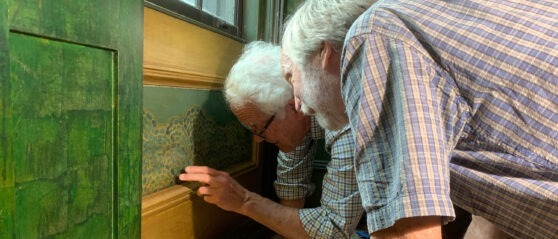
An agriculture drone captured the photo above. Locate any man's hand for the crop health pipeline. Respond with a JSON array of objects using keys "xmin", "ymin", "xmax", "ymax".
[
  {"xmin": 179, "ymin": 166, "xmax": 311, "ymax": 239},
  {"xmin": 178, "ymin": 166, "xmax": 249, "ymax": 213}
]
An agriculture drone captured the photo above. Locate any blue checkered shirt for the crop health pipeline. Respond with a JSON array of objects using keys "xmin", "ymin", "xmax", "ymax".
[
  {"xmin": 341, "ymin": 0, "xmax": 557, "ymax": 237},
  {"xmin": 276, "ymin": 118, "xmax": 363, "ymax": 238}
]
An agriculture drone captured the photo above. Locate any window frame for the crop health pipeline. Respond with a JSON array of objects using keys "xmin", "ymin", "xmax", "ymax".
[{"xmin": 144, "ymin": 0, "xmax": 244, "ymax": 41}]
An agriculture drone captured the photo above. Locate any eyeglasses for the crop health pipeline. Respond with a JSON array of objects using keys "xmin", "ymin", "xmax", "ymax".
[{"xmin": 253, "ymin": 114, "xmax": 275, "ymax": 139}]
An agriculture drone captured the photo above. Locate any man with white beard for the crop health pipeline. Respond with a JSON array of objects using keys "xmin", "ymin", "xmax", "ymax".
[
  {"xmin": 180, "ymin": 41, "xmax": 364, "ymax": 239},
  {"xmin": 281, "ymin": 0, "xmax": 558, "ymax": 238}
]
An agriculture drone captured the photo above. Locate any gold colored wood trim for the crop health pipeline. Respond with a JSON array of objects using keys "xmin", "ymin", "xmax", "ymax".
[
  {"xmin": 143, "ymin": 65, "xmax": 224, "ymax": 89},
  {"xmin": 142, "ymin": 7, "xmax": 259, "ymax": 237},
  {"xmin": 143, "ymin": 7, "xmax": 243, "ymax": 90},
  {"xmin": 141, "ymin": 141, "xmax": 259, "ymax": 213},
  {"xmin": 141, "ymin": 142, "xmax": 260, "ymax": 239},
  {"xmin": 142, "ymin": 184, "xmax": 193, "ymax": 218}
]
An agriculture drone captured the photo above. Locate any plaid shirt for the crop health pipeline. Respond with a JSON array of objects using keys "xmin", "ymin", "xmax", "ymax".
[
  {"xmin": 275, "ymin": 117, "xmax": 324, "ymax": 200},
  {"xmin": 342, "ymin": 0, "xmax": 557, "ymax": 237},
  {"xmin": 276, "ymin": 118, "xmax": 363, "ymax": 238}
]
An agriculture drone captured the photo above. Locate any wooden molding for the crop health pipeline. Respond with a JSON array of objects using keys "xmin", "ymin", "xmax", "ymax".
[
  {"xmin": 142, "ymin": 7, "xmax": 260, "ymax": 238},
  {"xmin": 143, "ymin": 7, "xmax": 243, "ymax": 90},
  {"xmin": 141, "ymin": 142, "xmax": 260, "ymax": 239},
  {"xmin": 143, "ymin": 65, "xmax": 224, "ymax": 89},
  {"xmin": 142, "ymin": 184, "xmax": 193, "ymax": 218}
]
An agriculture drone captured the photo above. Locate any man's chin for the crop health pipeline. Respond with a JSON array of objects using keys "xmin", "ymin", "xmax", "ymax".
[
  {"xmin": 301, "ymin": 101, "xmax": 349, "ymax": 130},
  {"xmin": 300, "ymin": 103, "xmax": 315, "ymax": 115},
  {"xmin": 315, "ymin": 113, "xmax": 348, "ymax": 131}
]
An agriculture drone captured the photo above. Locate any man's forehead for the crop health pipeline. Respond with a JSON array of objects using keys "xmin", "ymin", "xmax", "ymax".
[{"xmin": 233, "ymin": 103, "xmax": 267, "ymax": 124}]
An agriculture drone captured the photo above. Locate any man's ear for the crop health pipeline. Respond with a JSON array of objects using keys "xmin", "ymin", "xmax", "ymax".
[{"xmin": 320, "ymin": 41, "xmax": 335, "ymax": 70}]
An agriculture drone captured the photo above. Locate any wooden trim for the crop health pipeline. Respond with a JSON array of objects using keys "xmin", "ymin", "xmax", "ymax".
[
  {"xmin": 141, "ymin": 142, "xmax": 260, "ymax": 239},
  {"xmin": 143, "ymin": 65, "xmax": 224, "ymax": 89},
  {"xmin": 142, "ymin": 7, "xmax": 261, "ymax": 237},
  {"xmin": 143, "ymin": 7, "xmax": 243, "ymax": 90},
  {"xmin": 142, "ymin": 184, "xmax": 193, "ymax": 218},
  {"xmin": 229, "ymin": 140, "xmax": 260, "ymax": 175},
  {"xmin": 141, "ymin": 141, "xmax": 259, "ymax": 214}
]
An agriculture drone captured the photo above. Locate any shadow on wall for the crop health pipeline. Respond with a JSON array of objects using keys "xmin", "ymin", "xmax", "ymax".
[{"xmin": 142, "ymin": 85, "xmax": 252, "ymax": 196}]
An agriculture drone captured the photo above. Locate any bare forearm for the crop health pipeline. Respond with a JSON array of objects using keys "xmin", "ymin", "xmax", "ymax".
[
  {"xmin": 238, "ymin": 191, "xmax": 311, "ymax": 239},
  {"xmin": 371, "ymin": 216, "xmax": 442, "ymax": 239},
  {"xmin": 179, "ymin": 166, "xmax": 310, "ymax": 238},
  {"xmin": 280, "ymin": 198, "xmax": 305, "ymax": 208}
]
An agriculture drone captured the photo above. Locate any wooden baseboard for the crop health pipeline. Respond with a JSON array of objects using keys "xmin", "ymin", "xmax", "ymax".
[
  {"xmin": 141, "ymin": 184, "xmax": 246, "ymax": 239},
  {"xmin": 141, "ymin": 166, "xmax": 263, "ymax": 239},
  {"xmin": 141, "ymin": 185, "xmax": 195, "ymax": 239}
]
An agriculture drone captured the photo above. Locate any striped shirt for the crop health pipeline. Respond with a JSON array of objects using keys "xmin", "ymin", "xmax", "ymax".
[
  {"xmin": 341, "ymin": 0, "xmax": 558, "ymax": 238},
  {"xmin": 276, "ymin": 118, "xmax": 363, "ymax": 238}
]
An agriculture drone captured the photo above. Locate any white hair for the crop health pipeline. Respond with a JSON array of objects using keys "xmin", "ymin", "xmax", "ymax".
[
  {"xmin": 282, "ymin": 0, "xmax": 374, "ymax": 66},
  {"xmin": 224, "ymin": 41, "xmax": 292, "ymax": 119}
]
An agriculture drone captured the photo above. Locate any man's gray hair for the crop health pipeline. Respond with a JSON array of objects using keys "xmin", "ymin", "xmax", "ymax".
[
  {"xmin": 282, "ymin": 0, "xmax": 374, "ymax": 66},
  {"xmin": 224, "ymin": 41, "xmax": 292, "ymax": 119}
]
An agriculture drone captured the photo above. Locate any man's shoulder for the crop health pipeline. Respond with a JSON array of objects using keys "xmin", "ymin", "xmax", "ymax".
[{"xmin": 346, "ymin": 0, "xmax": 405, "ymax": 39}]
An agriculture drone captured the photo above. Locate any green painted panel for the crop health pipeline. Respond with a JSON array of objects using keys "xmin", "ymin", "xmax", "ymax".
[
  {"xmin": 9, "ymin": 33, "xmax": 113, "ymax": 238},
  {"xmin": 142, "ymin": 86, "xmax": 252, "ymax": 196},
  {"xmin": 8, "ymin": 0, "xmax": 118, "ymax": 47},
  {"xmin": 1, "ymin": 0, "xmax": 143, "ymax": 238},
  {"xmin": 112, "ymin": 2, "xmax": 143, "ymax": 238},
  {"xmin": 0, "ymin": 1, "xmax": 15, "ymax": 238}
]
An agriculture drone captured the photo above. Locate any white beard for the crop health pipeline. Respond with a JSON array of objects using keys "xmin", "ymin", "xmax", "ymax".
[{"xmin": 299, "ymin": 64, "xmax": 348, "ymax": 130}]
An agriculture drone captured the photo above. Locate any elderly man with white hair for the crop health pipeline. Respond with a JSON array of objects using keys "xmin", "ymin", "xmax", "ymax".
[
  {"xmin": 180, "ymin": 41, "xmax": 364, "ymax": 239},
  {"xmin": 281, "ymin": 0, "xmax": 558, "ymax": 238}
]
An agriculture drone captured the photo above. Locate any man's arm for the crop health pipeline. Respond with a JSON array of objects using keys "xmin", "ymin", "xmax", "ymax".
[
  {"xmin": 274, "ymin": 124, "xmax": 322, "ymax": 202},
  {"xmin": 341, "ymin": 29, "xmax": 454, "ymax": 237},
  {"xmin": 280, "ymin": 198, "xmax": 305, "ymax": 208},
  {"xmin": 371, "ymin": 217, "xmax": 441, "ymax": 239},
  {"xmin": 296, "ymin": 126, "xmax": 364, "ymax": 238},
  {"xmin": 179, "ymin": 166, "xmax": 311, "ymax": 239}
]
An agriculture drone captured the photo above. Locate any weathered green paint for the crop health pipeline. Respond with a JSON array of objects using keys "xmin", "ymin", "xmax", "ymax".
[
  {"xmin": 114, "ymin": 2, "xmax": 143, "ymax": 238},
  {"xmin": 10, "ymin": 33, "xmax": 113, "ymax": 238},
  {"xmin": 0, "ymin": 0, "xmax": 143, "ymax": 238},
  {"xmin": 8, "ymin": 0, "xmax": 119, "ymax": 47},
  {"xmin": 0, "ymin": 0, "xmax": 15, "ymax": 238}
]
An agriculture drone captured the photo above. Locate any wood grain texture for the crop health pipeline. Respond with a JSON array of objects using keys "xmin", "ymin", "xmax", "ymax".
[
  {"xmin": 141, "ymin": 168, "xmax": 265, "ymax": 239},
  {"xmin": 143, "ymin": 7, "xmax": 244, "ymax": 89}
]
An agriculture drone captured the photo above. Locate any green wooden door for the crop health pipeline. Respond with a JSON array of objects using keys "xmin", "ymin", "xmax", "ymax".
[{"xmin": 0, "ymin": 0, "xmax": 143, "ymax": 238}]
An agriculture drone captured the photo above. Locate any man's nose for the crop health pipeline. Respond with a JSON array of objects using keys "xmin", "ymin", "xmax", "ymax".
[{"xmin": 294, "ymin": 97, "xmax": 302, "ymax": 112}]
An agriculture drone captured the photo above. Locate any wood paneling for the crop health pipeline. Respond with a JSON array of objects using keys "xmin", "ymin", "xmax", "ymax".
[
  {"xmin": 142, "ymin": 6, "xmax": 267, "ymax": 238},
  {"xmin": 141, "ymin": 166, "xmax": 265, "ymax": 239},
  {"xmin": 143, "ymin": 7, "xmax": 244, "ymax": 89}
]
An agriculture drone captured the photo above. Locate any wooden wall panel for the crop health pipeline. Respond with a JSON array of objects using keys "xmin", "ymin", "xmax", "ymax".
[
  {"xmin": 142, "ymin": 6, "xmax": 263, "ymax": 238},
  {"xmin": 142, "ymin": 171, "xmax": 264, "ymax": 239},
  {"xmin": 143, "ymin": 7, "xmax": 244, "ymax": 89}
]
